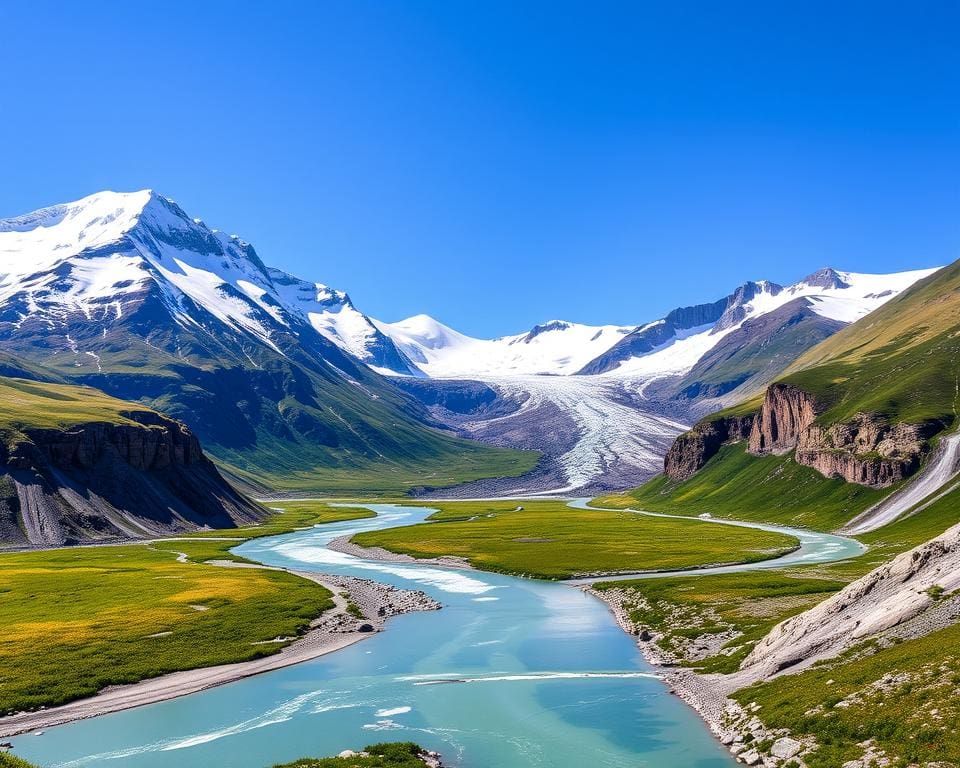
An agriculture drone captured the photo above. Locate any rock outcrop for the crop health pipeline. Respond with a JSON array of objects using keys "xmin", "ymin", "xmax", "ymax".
[
  {"xmin": 0, "ymin": 410, "xmax": 262, "ymax": 548},
  {"xmin": 747, "ymin": 383, "xmax": 818, "ymax": 454},
  {"xmin": 737, "ymin": 520, "xmax": 960, "ymax": 680},
  {"xmin": 747, "ymin": 383, "xmax": 930, "ymax": 488},
  {"xmin": 6, "ymin": 411, "xmax": 205, "ymax": 471},
  {"xmin": 665, "ymin": 381, "xmax": 935, "ymax": 489},
  {"xmin": 795, "ymin": 414, "xmax": 931, "ymax": 487},
  {"xmin": 664, "ymin": 413, "xmax": 755, "ymax": 480}
]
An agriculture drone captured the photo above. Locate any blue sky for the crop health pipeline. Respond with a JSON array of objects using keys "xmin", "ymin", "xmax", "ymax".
[{"xmin": 1, "ymin": 2, "xmax": 957, "ymax": 337}]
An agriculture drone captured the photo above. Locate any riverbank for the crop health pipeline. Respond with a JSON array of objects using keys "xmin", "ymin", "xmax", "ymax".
[
  {"xmin": 327, "ymin": 534, "xmax": 476, "ymax": 570},
  {"xmin": 588, "ymin": 586, "xmax": 815, "ymax": 767},
  {"xmin": 341, "ymin": 499, "xmax": 802, "ymax": 580},
  {"xmin": 0, "ymin": 571, "xmax": 440, "ymax": 739}
]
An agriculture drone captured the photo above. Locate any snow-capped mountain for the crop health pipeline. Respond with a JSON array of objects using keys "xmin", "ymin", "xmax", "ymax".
[
  {"xmin": 0, "ymin": 189, "xmax": 419, "ymax": 375},
  {"xmin": 0, "ymin": 190, "xmax": 510, "ymax": 485},
  {"xmin": 370, "ymin": 265, "xmax": 938, "ymax": 495},
  {"xmin": 0, "ymin": 188, "xmax": 942, "ymax": 495},
  {"xmin": 582, "ymin": 267, "xmax": 937, "ymax": 382},
  {"xmin": 375, "ymin": 315, "xmax": 634, "ymax": 378},
  {"xmin": 369, "ymin": 266, "xmax": 937, "ymax": 384}
]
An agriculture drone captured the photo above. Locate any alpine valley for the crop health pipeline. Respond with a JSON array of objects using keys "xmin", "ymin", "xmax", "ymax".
[
  {"xmin": 0, "ymin": 190, "xmax": 937, "ymax": 504},
  {"xmin": 5, "ymin": 189, "xmax": 960, "ymax": 768}
]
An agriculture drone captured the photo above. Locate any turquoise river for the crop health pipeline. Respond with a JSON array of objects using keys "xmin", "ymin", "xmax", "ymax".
[{"xmin": 11, "ymin": 502, "xmax": 863, "ymax": 768}]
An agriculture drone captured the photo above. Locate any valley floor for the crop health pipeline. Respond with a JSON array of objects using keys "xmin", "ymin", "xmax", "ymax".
[
  {"xmin": 347, "ymin": 498, "xmax": 800, "ymax": 579},
  {"xmin": 344, "ymin": 488, "xmax": 960, "ymax": 768},
  {"xmin": 0, "ymin": 504, "xmax": 437, "ymax": 736}
]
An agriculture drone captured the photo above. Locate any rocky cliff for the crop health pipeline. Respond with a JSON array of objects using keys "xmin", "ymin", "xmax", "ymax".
[
  {"xmin": 665, "ymin": 382, "xmax": 933, "ymax": 488},
  {"xmin": 748, "ymin": 383, "xmax": 930, "ymax": 487},
  {"xmin": 737, "ymin": 520, "xmax": 960, "ymax": 680},
  {"xmin": 747, "ymin": 383, "xmax": 818, "ymax": 454},
  {"xmin": 795, "ymin": 414, "xmax": 931, "ymax": 487},
  {"xmin": 0, "ymin": 410, "xmax": 263, "ymax": 548},
  {"xmin": 664, "ymin": 413, "xmax": 755, "ymax": 480}
]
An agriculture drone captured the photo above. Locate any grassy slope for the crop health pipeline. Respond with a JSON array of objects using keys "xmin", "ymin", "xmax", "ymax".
[
  {"xmin": 734, "ymin": 624, "xmax": 960, "ymax": 768},
  {"xmin": 219, "ymin": 432, "xmax": 540, "ymax": 496},
  {"xmin": 0, "ymin": 377, "xmax": 150, "ymax": 434},
  {"xmin": 351, "ymin": 499, "xmax": 799, "ymax": 579},
  {"xmin": 780, "ymin": 261, "xmax": 960, "ymax": 426},
  {"xmin": 0, "ymin": 502, "xmax": 369, "ymax": 715},
  {"xmin": 596, "ymin": 444, "xmax": 890, "ymax": 530}
]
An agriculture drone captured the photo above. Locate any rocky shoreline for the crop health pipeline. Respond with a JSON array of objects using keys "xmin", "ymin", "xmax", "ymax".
[
  {"xmin": 587, "ymin": 586, "xmax": 812, "ymax": 767},
  {"xmin": 0, "ymin": 570, "xmax": 441, "ymax": 739}
]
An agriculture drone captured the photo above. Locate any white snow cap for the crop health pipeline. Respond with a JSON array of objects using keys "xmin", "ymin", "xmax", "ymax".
[{"xmin": 374, "ymin": 266, "xmax": 939, "ymax": 380}]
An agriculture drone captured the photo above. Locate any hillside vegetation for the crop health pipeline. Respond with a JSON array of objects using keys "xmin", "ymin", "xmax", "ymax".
[
  {"xmin": 781, "ymin": 260, "xmax": 960, "ymax": 426},
  {"xmin": 0, "ymin": 502, "xmax": 367, "ymax": 714},
  {"xmin": 0, "ymin": 377, "xmax": 150, "ymax": 435},
  {"xmin": 595, "ymin": 444, "xmax": 889, "ymax": 530}
]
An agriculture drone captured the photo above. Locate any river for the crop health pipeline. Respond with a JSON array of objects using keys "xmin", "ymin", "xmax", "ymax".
[{"xmin": 12, "ymin": 502, "xmax": 862, "ymax": 768}]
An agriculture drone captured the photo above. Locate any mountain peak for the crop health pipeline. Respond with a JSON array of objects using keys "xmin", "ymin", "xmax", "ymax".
[
  {"xmin": 521, "ymin": 320, "xmax": 572, "ymax": 343},
  {"xmin": 800, "ymin": 267, "xmax": 848, "ymax": 290}
]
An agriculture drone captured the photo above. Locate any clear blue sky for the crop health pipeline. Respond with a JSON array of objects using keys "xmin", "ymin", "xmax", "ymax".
[{"xmin": 1, "ymin": 2, "xmax": 957, "ymax": 337}]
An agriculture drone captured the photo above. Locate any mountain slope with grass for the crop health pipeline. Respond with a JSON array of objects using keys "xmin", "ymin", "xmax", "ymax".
[
  {"xmin": 623, "ymin": 261, "xmax": 960, "ymax": 530},
  {"xmin": 0, "ymin": 191, "xmax": 537, "ymax": 494},
  {"xmin": 0, "ymin": 369, "xmax": 262, "ymax": 547}
]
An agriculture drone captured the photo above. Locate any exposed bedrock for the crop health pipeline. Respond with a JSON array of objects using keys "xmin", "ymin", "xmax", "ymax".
[
  {"xmin": 0, "ymin": 410, "xmax": 262, "ymax": 548},
  {"xmin": 747, "ymin": 383, "xmax": 817, "ymax": 454},
  {"xmin": 795, "ymin": 415, "xmax": 932, "ymax": 488},
  {"xmin": 665, "ymin": 382, "xmax": 935, "ymax": 488},
  {"xmin": 738, "ymin": 520, "xmax": 960, "ymax": 680},
  {"xmin": 9, "ymin": 411, "xmax": 205, "ymax": 471},
  {"xmin": 663, "ymin": 414, "xmax": 755, "ymax": 481}
]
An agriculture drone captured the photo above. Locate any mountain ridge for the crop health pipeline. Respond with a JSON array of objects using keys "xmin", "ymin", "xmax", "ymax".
[{"xmin": 0, "ymin": 190, "xmax": 538, "ymax": 494}]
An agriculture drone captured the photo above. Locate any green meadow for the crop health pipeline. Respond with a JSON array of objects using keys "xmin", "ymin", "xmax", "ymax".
[
  {"xmin": 351, "ymin": 499, "xmax": 799, "ymax": 579},
  {"xmin": 594, "ymin": 443, "xmax": 890, "ymax": 531},
  {"xmin": 0, "ymin": 502, "xmax": 369, "ymax": 715}
]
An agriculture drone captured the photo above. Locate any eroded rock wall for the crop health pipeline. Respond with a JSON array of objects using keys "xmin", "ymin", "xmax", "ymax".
[
  {"xmin": 0, "ymin": 410, "xmax": 262, "ymax": 548},
  {"xmin": 664, "ymin": 414, "xmax": 755, "ymax": 480}
]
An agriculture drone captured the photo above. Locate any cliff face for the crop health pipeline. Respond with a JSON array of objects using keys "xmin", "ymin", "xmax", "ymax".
[
  {"xmin": 665, "ymin": 382, "xmax": 934, "ymax": 489},
  {"xmin": 796, "ymin": 415, "xmax": 930, "ymax": 488},
  {"xmin": 747, "ymin": 383, "xmax": 818, "ymax": 454},
  {"xmin": 7, "ymin": 411, "xmax": 205, "ymax": 471},
  {"xmin": 664, "ymin": 414, "xmax": 755, "ymax": 480},
  {"xmin": 0, "ymin": 410, "xmax": 263, "ymax": 548},
  {"xmin": 747, "ymin": 384, "xmax": 929, "ymax": 488}
]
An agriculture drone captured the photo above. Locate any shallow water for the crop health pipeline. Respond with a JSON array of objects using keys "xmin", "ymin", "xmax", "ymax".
[{"xmin": 12, "ymin": 501, "xmax": 850, "ymax": 768}]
